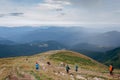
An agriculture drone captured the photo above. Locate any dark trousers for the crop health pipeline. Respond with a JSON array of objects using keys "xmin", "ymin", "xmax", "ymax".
[
  {"xmin": 66, "ymin": 70, "xmax": 69, "ymax": 73},
  {"xmin": 110, "ymin": 71, "xmax": 113, "ymax": 75}
]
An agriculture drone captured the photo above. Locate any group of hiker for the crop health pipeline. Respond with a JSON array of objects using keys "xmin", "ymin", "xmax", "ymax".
[
  {"xmin": 35, "ymin": 61, "xmax": 78, "ymax": 73},
  {"xmin": 35, "ymin": 61, "xmax": 114, "ymax": 76},
  {"xmin": 66, "ymin": 64, "xmax": 78, "ymax": 73}
]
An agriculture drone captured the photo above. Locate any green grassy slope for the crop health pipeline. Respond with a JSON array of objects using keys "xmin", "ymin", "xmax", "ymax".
[{"xmin": 49, "ymin": 50, "xmax": 106, "ymax": 70}]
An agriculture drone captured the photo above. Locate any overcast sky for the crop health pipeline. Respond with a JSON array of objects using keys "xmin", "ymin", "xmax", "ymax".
[{"xmin": 0, "ymin": 0, "xmax": 120, "ymax": 26}]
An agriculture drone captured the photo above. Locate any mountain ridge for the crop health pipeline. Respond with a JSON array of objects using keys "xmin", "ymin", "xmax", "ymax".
[{"xmin": 0, "ymin": 50, "xmax": 117, "ymax": 80}]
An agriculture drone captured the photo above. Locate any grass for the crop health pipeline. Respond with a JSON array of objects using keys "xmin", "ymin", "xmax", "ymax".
[
  {"xmin": 49, "ymin": 51, "xmax": 109, "ymax": 71},
  {"xmin": 0, "ymin": 50, "xmax": 119, "ymax": 80},
  {"xmin": 50, "ymin": 52, "xmax": 96, "ymax": 66},
  {"xmin": 30, "ymin": 70, "xmax": 40, "ymax": 80},
  {"xmin": 30, "ymin": 70, "xmax": 53, "ymax": 80}
]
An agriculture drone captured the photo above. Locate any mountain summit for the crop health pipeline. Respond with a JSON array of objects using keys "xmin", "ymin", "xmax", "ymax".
[{"xmin": 0, "ymin": 50, "xmax": 118, "ymax": 80}]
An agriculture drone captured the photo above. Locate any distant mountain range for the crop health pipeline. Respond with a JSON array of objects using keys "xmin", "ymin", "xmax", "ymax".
[
  {"xmin": 0, "ymin": 26, "xmax": 120, "ymax": 68},
  {"xmin": 0, "ymin": 26, "xmax": 120, "ymax": 48},
  {"xmin": 89, "ymin": 31, "xmax": 120, "ymax": 47},
  {"xmin": 0, "ymin": 40, "xmax": 67, "ymax": 58}
]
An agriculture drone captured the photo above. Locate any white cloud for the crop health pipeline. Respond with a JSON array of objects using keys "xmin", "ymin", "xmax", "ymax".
[
  {"xmin": 0, "ymin": 0, "xmax": 120, "ymax": 26},
  {"xmin": 37, "ymin": 0, "xmax": 71, "ymax": 10},
  {"xmin": 38, "ymin": 3, "xmax": 63, "ymax": 10}
]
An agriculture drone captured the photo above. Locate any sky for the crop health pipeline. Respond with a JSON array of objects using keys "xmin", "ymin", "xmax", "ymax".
[{"xmin": 0, "ymin": 0, "xmax": 120, "ymax": 27}]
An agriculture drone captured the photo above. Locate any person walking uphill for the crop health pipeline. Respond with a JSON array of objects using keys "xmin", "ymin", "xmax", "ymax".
[
  {"xmin": 75, "ymin": 65, "xmax": 78, "ymax": 72},
  {"xmin": 109, "ymin": 64, "xmax": 114, "ymax": 75},
  {"xmin": 66, "ymin": 65, "xmax": 70, "ymax": 73},
  {"xmin": 35, "ymin": 62, "xmax": 40, "ymax": 70}
]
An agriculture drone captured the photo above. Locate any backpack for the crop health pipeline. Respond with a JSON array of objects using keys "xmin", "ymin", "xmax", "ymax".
[
  {"xmin": 68, "ymin": 67, "xmax": 70, "ymax": 70},
  {"xmin": 112, "ymin": 67, "xmax": 114, "ymax": 71}
]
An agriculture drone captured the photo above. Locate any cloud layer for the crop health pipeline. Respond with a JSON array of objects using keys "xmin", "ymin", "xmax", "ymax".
[{"xmin": 0, "ymin": 0, "xmax": 120, "ymax": 26}]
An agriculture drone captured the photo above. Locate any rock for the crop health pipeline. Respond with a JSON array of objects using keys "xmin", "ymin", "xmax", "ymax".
[
  {"xmin": 60, "ymin": 72, "xmax": 66, "ymax": 76},
  {"xmin": 70, "ymin": 75, "xmax": 75, "ymax": 80},
  {"xmin": 55, "ymin": 72, "xmax": 58, "ymax": 75},
  {"xmin": 93, "ymin": 77, "xmax": 104, "ymax": 80},
  {"xmin": 76, "ymin": 75, "xmax": 87, "ymax": 80}
]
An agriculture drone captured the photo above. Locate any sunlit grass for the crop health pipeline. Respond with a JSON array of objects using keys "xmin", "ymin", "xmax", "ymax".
[{"xmin": 0, "ymin": 50, "xmax": 119, "ymax": 80}]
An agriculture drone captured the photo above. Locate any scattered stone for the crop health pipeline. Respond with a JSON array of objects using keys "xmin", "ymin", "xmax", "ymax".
[
  {"xmin": 76, "ymin": 75, "xmax": 87, "ymax": 80},
  {"xmin": 60, "ymin": 72, "xmax": 65, "ymax": 76},
  {"xmin": 93, "ymin": 77, "xmax": 104, "ymax": 80},
  {"xmin": 55, "ymin": 72, "xmax": 58, "ymax": 75},
  {"xmin": 70, "ymin": 75, "xmax": 75, "ymax": 80}
]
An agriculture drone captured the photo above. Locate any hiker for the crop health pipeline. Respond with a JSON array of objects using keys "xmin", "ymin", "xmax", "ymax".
[
  {"xmin": 66, "ymin": 65, "xmax": 70, "ymax": 73},
  {"xmin": 26, "ymin": 58, "xmax": 28, "ymax": 61},
  {"xmin": 109, "ymin": 64, "xmax": 114, "ymax": 75},
  {"xmin": 35, "ymin": 62, "xmax": 40, "ymax": 70},
  {"xmin": 47, "ymin": 61, "xmax": 51, "ymax": 65},
  {"xmin": 75, "ymin": 65, "xmax": 78, "ymax": 72}
]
